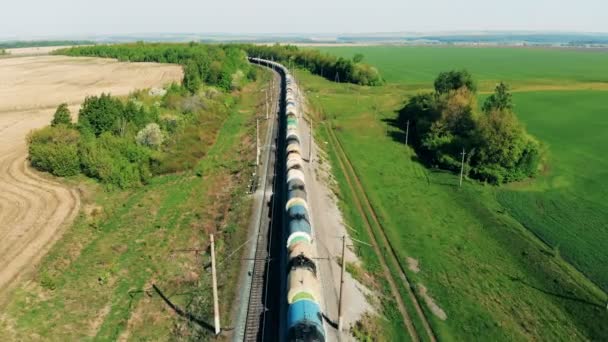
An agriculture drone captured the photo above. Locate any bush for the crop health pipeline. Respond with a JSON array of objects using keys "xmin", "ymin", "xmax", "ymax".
[
  {"xmin": 51, "ymin": 103, "xmax": 72, "ymax": 127},
  {"xmin": 28, "ymin": 126, "xmax": 80, "ymax": 177},
  {"xmin": 136, "ymin": 123, "xmax": 164, "ymax": 149},
  {"xmin": 80, "ymin": 133, "xmax": 152, "ymax": 189},
  {"xmin": 434, "ymin": 70, "xmax": 476, "ymax": 94}
]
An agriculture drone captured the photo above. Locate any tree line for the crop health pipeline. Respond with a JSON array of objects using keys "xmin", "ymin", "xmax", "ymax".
[
  {"xmin": 0, "ymin": 40, "xmax": 94, "ymax": 49},
  {"xmin": 398, "ymin": 70, "xmax": 542, "ymax": 184},
  {"xmin": 239, "ymin": 44, "xmax": 384, "ymax": 86},
  {"xmin": 56, "ymin": 43, "xmax": 256, "ymax": 93}
]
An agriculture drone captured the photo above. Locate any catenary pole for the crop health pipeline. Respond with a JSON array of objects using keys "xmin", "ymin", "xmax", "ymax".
[
  {"xmin": 309, "ymin": 120, "xmax": 313, "ymax": 162},
  {"xmin": 256, "ymin": 118, "xmax": 260, "ymax": 166},
  {"xmin": 210, "ymin": 234, "xmax": 220, "ymax": 335},
  {"xmin": 338, "ymin": 235, "xmax": 346, "ymax": 331}
]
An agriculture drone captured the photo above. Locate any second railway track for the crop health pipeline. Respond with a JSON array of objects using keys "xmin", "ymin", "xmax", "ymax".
[{"xmin": 323, "ymin": 122, "xmax": 437, "ymax": 342}]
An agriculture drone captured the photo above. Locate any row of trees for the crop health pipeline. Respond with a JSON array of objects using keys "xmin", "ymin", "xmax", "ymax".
[
  {"xmin": 56, "ymin": 43, "xmax": 255, "ymax": 93},
  {"xmin": 240, "ymin": 44, "xmax": 384, "ymax": 86},
  {"xmin": 399, "ymin": 70, "xmax": 542, "ymax": 184}
]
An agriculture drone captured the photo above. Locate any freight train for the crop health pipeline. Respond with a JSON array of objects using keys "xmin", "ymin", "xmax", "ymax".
[{"xmin": 249, "ymin": 57, "xmax": 327, "ymax": 342}]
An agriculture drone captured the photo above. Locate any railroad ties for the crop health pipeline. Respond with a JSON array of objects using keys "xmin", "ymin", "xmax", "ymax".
[{"xmin": 244, "ymin": 226, "xmax": 270, "ymax": 340}]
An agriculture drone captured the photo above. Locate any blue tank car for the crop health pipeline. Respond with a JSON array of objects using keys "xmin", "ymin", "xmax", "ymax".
[{"xmin": 287, "ymin": 300, "xmax": 326, "ymax": 342}]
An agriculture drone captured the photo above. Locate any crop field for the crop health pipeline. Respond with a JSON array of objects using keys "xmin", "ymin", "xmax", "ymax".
[
  {"xmin": 316, "ymin": 46, "xmax": 608, "ymax": 91},
  {"xmin": 499, "ymin": 90, "xmax": 608, "ymax": 291},
  {"xmin": 0, "ymin": 74, "xmax": 268, "ymax": 340},
  {"xmin": 301, "ymin": 46, "xmax": 608, "ymax": 340}
]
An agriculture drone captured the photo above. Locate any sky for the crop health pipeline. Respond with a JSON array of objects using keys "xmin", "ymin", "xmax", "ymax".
[{"xmin": 1, "ymin": 0, "xmax": 607, "ymax": 39}]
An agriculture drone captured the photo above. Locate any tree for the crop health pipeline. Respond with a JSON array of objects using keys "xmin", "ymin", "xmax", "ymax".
[
  {"xmin": 136, "ymin": 123, "xmax": 164, "ymax": 149},
  {"xmin": 434, "ymin": 70, "xmax": 476, "ymax": 94},
  {"xmin": 400, "ymin": 70, "xmax": 541, "ymax": 184},
  {"xmin": 483, "ymin": 82, "xmax": 513, "ymax": 113},
  {"xmin": 353, "ymin": 53, "xmax": 364, "ymax": 63},
  {"xmin": 51, "ymin": 103, "xmax": 72, "ymax": 127},
  {"xmin": 183, "ymin": 60, "xmax": 202, "ymax": 93},
  {"xmin": 78, "ymin": 93, "xmax": 124, "ymax": 136}
]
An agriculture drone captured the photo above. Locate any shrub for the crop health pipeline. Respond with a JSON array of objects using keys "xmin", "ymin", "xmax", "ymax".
[
  {"xmin": 28, "ymin": 126, "xmax": 80, "ymax": 177},
  {"xmin": 51, "ymin": 103, "xmax": 72, "ymax": 127},
  {"xmin": 80, "ymin": 133, "xmax": 152, "ymax": 189},
  {"xmin": 160, "ymin": 114, "xmax": 183, "ymax": 133},
  {"xmin": 136, "ymin": 123, "xmax": 164, "ymax": 149},
  {"xmin": 434, "ymin": 70, "xmax": 476, "ymax": 94}
]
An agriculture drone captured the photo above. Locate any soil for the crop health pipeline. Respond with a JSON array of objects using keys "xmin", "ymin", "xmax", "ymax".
[
  {"xmin": 407, "ymin": 257, "xmax": 420, "ymax": 273},
  {"xmin": 418, "ymin": 284, "xmax": 447, "ymax": 321}
]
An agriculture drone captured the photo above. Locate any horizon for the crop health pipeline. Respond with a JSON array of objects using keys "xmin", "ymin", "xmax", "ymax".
[{"xmin": 3, "ymin": 30, "xmax": 608, "ymax": 42}]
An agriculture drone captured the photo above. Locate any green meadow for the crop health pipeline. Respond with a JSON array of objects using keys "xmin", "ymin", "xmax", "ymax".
[
  {"xmin": 302, "ymin": 46, "xmax": 608, "ymax": 340},
  {"xmin": 316, "ymin": 46, "xmax": 608, "ymax": 91}
]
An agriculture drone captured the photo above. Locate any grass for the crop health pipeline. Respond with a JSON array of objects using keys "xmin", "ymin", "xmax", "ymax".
[
  {"xmin": 315, "ymin": 46, "xmax": 608, "ymax": 91},
  {"xmin": 298, "ymin": 45, "xmax": 608, "ymax": 340},
  {"xmin": 0, "ymin": 73, "xmax": 269, "ymax": 341},
  {"xmin": 498, "ymin": 90, "xmax": 608, "ymax": 291}
]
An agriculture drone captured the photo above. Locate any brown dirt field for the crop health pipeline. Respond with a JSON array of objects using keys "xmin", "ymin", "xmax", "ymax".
[{"xmin": 0, "ymin": 55, "xmax": 182, "ymax": 299}]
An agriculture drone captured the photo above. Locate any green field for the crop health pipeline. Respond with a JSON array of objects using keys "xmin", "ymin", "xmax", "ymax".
[
  {"xmin": 317, "ymin": 46, "xmax": 608, "ymax": 91},
  {"xmin": 302, "ymin": 46, "xmax": 608, "ymax": 340},
  {"xmin": 500, "ymin": 90, "xmax": 608, "ymax": 291}
]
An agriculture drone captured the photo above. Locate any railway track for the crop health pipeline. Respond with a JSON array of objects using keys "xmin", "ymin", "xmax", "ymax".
[
  {"xmin": 323, "ymin": 122, "xmax": 437, "ymax": 342},
  {"xmin": 237, "ymin": 61, "xmax": 284, "ymax": 341}
]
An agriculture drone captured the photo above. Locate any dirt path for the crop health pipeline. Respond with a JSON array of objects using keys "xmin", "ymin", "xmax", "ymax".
[
  {"xmin": 0, "ymin": 55, "xmax": 182, "ymax": 300},
  {"xmin": 295, "ymin": 86, "xmax": 372, "ymax": 340}
]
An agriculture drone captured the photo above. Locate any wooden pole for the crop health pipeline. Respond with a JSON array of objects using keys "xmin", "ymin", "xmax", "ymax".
[
  {"xmin": 265, "ymin": 89, "xmax": 269, "ymax": 120},
  {"xmin": 459, "ymin": 148, "xmax": 466, "ymax": 187},
  {"xmin": 338, "ymin": 235, "xmax": 346, "ymax": 331},
  {"xmin": 210, "ymin": 234, "xmax": 220, "ymax": 335}
]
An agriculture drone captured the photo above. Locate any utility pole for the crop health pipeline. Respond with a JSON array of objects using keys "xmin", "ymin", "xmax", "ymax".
[
  {"xmin": 309, "ymin": 120, "xmax": 313, "ymax": 162},
  {"xmin": 210, "ymin": 234, "xmax": 220, "ymax": 335},
  {"xmin": 459, "ymin": 148, "xmax": 466, "ymax": 187},
  {"xmin": 265, "ymin": 89, "xmax": 269, "ymax": 120},
  {"xmin": 405, "ymin": 120, "xmax": 410, "ymax": 146},
  {"xmin": 338, "ymin": 235, "xmax": 346, "ymax": 332},
  {"xmin": 256, "ymin": 118, "xmax": 260, "ymax": 166}
]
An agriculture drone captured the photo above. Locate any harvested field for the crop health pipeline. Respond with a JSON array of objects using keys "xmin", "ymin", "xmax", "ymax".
[
  {"xmin": 0, "ymin": 55, "xmax": 182, "ymax": 299},
  {"xmin": 4, "ymin": 46, "xmax": 74, "ymax": 56}
]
